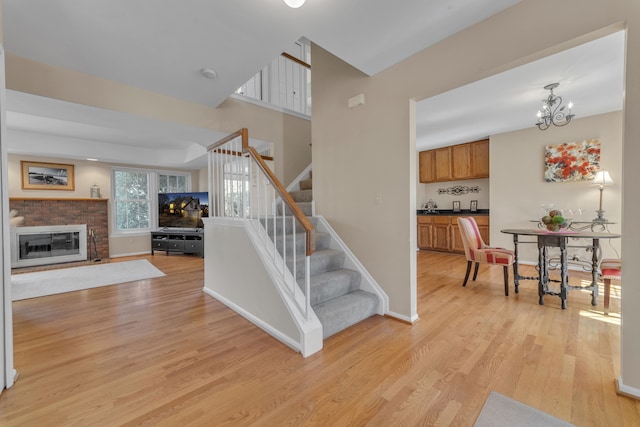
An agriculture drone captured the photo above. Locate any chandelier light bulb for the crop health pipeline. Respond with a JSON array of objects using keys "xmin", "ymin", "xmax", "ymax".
[{"xmin": 284, "ymin": 0, "xmax": 305, "ymax": 8}]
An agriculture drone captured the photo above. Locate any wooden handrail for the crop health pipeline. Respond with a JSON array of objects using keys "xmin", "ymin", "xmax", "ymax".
[
  {"xmin": 207, "ymin": 128, "xmax": 247, "ymax": 152},
  {"xmin": 281, "ymin": 52, "xmax": 311, "ymax": 69},
  {"xmin": 211, "ymin": 148, "xmax": 273, "ymax": 162},
  {"xmin": 208, "ymin": 128, "xmax": 315, "ymax": 256},
  {"xmin": 245, "ymin": 146, "xmax": 316, "ymax": 256}
]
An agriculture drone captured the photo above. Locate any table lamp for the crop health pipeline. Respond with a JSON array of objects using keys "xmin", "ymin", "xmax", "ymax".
[{"xmin": 592, "ymin": 170, "xmax": 614, "ymax": 223}]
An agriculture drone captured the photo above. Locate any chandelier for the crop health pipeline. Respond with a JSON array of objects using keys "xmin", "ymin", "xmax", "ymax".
[{"xmin": 535, "ymin": 83, "xmax": 575, "ymax": 130}]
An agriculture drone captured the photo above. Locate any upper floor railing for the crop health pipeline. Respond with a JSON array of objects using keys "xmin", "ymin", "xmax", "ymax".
[{"xmin": 235, "ymin": 41, "xmax": 311, "ymax": 117}]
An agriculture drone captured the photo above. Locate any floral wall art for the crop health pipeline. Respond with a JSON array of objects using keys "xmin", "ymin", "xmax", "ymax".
[{"xmin": 544, "ymin": 139, "xmax": 600, "ymax": 182}]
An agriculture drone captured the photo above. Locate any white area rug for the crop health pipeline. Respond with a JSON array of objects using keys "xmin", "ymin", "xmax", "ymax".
[
  {"xmin": 11, "ymin": 260, "xmax": 166, "ymax": 301},
  {"xmin": 474, "ymin": 392, "xmax": 575, "ymax": 427}
]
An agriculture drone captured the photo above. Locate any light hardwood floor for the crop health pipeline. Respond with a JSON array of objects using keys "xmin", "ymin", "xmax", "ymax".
[{"xmin": 0, "ymin": 251, "xmax": 638, "ymax": 426}]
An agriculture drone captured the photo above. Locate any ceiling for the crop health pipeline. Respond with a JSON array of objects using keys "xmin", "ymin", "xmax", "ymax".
[
  {"xmin": 416, "ymin": 30, "xmax": 625, "ymax": 151},
  {"xmin": 1, "ymin": 0, "xmax": 521, "ymax": 168},
  {"xmin": 2, "ymin": 1, "xmax": 623, "ymax": 168}
]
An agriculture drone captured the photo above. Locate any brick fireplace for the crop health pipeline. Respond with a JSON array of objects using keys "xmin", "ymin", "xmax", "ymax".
[{"xmin": 9, "ymin": 198, "xmax": 109, "ymax": 267}]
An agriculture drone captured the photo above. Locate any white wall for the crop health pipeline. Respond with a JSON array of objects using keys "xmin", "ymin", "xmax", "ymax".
[
  {"xmin": 490, "ymin": 111, "xmax": 622, "ymax": 264},
  {"xmin": 0, "ymin": 42, "xmax": 15, "ymax": 392},
  {"xmin": 202, "ymin": 219, "xmax": 302, "ymax": 350}
]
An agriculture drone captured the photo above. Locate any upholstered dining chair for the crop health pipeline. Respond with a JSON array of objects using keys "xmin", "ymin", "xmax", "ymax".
[
  {"xmin": 457, "ymin": 217, "xmax": 515, "ymax": 296},
  {"xmin": 600, "ymin": 258, "xmax": 621, "ymax": 315}
]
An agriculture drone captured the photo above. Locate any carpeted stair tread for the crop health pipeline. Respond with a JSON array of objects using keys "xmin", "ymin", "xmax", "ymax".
[
  {"xmin": 276, "ymin": 201, "xmax": 312, "ymax": 216},
  {"xmin": 290, "ymin": 249, "xmax": 345, "ymax": 278},
  {"xmin": 274, "ymin": 231, "xmax": 331, "ymax": 255},
  {"xmin": 313, "ymin": 290, "xmax": 379, "ymax": 339},
  {"xmin": 297, "ymin": 202, "xmax": 313, "ymax": 216},
  {"xmin": 310, "ymin": 269, "xmax": 361, "ymax": 305},
  {"xmin": 261, "ymin": 173, "xmax": 382, "ymax": 342},
  {"xmin": 299, "ymin": 179, "xmax": 313, "ymax": 191},
  {"xmin": 261, "ymin": 216, "xmax": 318, "ymax": 234},
  {"xmin": 289, "ymin": 189, "xmax": 313, "ymax": 202}
]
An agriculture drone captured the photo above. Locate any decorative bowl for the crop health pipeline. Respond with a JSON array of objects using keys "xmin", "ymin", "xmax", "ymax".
[{"xmin": 541, "ymin": 210, "xmax": 571, "ymax": 232}]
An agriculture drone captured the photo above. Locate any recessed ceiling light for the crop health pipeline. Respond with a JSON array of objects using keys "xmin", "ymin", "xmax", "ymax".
[
  {"xmin": 201, "ymin": 68, "xmax": 218, "ymax": 79},
  {"xmin": 284, "ymin": 0, "xmax": 305, "ymax": 8}
]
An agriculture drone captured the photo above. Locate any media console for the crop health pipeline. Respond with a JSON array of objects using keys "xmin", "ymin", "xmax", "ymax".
[{"xmin": 150, "ymin": 229, "xmax": 204, "ymax": 257}]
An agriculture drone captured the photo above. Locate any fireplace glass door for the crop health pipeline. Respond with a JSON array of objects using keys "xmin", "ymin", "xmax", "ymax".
[{"xmin": 18, "ymin": 232, "xmax": 80, "ymax": 261}]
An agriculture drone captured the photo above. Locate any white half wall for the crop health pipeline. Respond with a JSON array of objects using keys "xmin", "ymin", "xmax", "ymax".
[{"xmin": 202, "ymin": 218, "xmax": 301, "ymax": 352}]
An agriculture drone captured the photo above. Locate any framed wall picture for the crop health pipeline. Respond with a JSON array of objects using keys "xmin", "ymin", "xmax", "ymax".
[
  {"xmin": 544, "ymin": 139, "xmax": 600, "ymax": 182},
  {"xmin": 470, "ymin": 200, "xmax": 478, "ymax": 212},
  {"xmin": 453, "ymin": 201, "xmax": 461, "ymax": 212},
  {"xmin": 21, "ymin": 161, "xmax": 75, "ymax": 191}
]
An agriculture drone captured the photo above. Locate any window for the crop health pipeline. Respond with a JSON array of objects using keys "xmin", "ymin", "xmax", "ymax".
[
  {"xmin": 113, "ymin": 169, "xmax": 151, "ymax": 233},
  {"xmin": 111, "ymin": 168, "xmax": 192, "ymax": 235},
  {"xmin": 158, "ymin": 172, "xmax": 190, "ymax": 193},
  {"xmin": 224, "ymin": 159, "xmax": 250, "ymax": 217}
]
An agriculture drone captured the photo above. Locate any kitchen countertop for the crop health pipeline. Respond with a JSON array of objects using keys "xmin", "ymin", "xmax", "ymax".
[{"xmin": 417, "ymin": 209, "xmax": 489, "ymax": 216}]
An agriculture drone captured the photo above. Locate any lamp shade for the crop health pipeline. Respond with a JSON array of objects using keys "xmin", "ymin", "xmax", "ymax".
[{"xmin": 592, "ymin": 170, "xmax": 614, "ymax": 186}]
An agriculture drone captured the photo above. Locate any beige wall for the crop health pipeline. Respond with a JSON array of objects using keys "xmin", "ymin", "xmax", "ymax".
[
  {"xmin": 5, "ymin": 55, "xmax": 311, "ymax": 186},
  {"xmin": 282, "ymin": 113, "xmax": 312, "ymax": 186},
  {"xmin": 5, "ymin": 54, "xmax": 311, "ymax": 257},
  {"xmin": 8, "ymin": 154, "xmax": 113, "ymax": 199},
  {"xmin": 313, "ymin": 45, "xmax": 418, "ymax": 321},
  {"xmin": 7, "ymin": 153, "xmax": 200, "ymax": 257},
  {"xmin": 312, "ymin": 0, "xmax": 640, "ymax": 391},
  {"xmin": 491, "ymin": 111, "xmax": 623, "ymax": 264}
]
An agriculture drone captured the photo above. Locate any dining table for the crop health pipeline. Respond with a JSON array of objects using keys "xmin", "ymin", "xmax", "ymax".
[{"xmin": 500, "ymin": 227, "xmax": 621, "ymax": 309}]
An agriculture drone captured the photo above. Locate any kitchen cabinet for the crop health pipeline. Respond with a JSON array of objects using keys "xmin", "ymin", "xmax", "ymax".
[
  {"xmin": 474, "ymin": 215, "xmax": 490, "ymax": 244},
  {"xmin": 419, "ymin": 151, "xmax": 436, "ymax": 183},
  {"xmin": 470, "ymin": 139, "xmax": 489, "ymax": 178},
  {"xmin": 452, "ymin": 144, "xmax": 471, "ymax": 180},
  {"xmin": 434, "ymin": 147, "xmax": 453, "ymax": 181},
  {"xmin": 417, "ymin": 216, "xmax": 433, "ymax": 249},
  {"xmin": 432, "ymin": 216, "xmax": 451, "ymax": 251},
  {"xmin": 417, "ymin": 215, "xmax": 489, "ymax": 254},
  {"xmin": 450, "ymin": 221, "xmax": 465, "ymax": 253},
  {"xmin": 419, "ymin": 139, "xmax": 489, "ymax": 183},
  {"xmin": 449, "ymin": 216, "xmax": 489, "ymax": 253}
]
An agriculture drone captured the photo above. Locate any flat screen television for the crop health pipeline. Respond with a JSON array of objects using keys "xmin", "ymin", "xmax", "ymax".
[{"xmin": 158, "ymin": 192, "xmax": 209, "ymax": 230}]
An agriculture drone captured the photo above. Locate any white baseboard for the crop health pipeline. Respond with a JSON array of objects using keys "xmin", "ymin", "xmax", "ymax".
[
  {"xmin": 616, "ymin": 376, "xmax": 640, "ymax": 400},
  {"xmin": 110, "ymin": 251, "xmax": 150, "ymax": 258},
  {"xmin": 385, "ymin": 310, "xmax": 419, "ymax": 324},
  {"xmin": 201, "ymin": 287, "xmax": 301, "ymax": 353}
]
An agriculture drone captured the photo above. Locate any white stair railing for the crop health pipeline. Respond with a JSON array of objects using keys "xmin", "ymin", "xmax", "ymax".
[{"xmin": 207, "ymin": 129, "xmax": 315, "ymax": 320}]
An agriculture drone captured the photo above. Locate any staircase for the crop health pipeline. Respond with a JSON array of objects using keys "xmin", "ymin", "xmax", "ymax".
[
  {"xmin": 206, "ymin": 130, "xmax": 385, "ymax": 355},
  {"xmin": 282, "ymin": 175, "xmax": 380, "ymax": 339}
]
